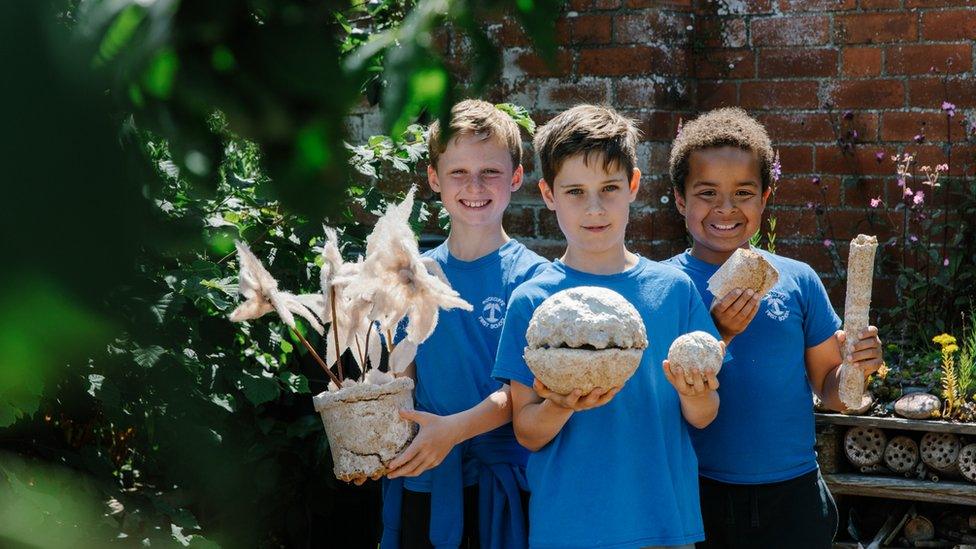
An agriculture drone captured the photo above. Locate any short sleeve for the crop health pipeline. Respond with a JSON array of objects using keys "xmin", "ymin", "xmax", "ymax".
[
  {"xmin": 491, "ymin": 291, "xmax": 536, "ymax": 388},
  {"xmin": 801, "ymin": 266, "xmax": 842, "ymax": 348}
]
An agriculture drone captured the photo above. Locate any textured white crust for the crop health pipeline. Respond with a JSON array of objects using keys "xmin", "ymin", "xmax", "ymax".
[
  {"xmin": 525, "ymin": 287, "xmax": 647, "ymax": 350},
  {"xmin": 523, "ymin": 347, "xmax": 643, "ymax": 395},
  {"xmin": 667, "ymin": 331, "xmax": 723, "ymax": 377},
  {"xmin": 839, "ymin": 234, "xmax": 879, "ymax": 410},
  {"xmin": 313, "ymin": 377, "xmax": 416, "ymax": 483},
  {"xmin": 706, "ymin": 248, "xmax": 780, "ymax": 299}
]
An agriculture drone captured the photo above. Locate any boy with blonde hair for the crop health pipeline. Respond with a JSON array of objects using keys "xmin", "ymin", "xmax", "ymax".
[
  {"xmin": 381, "ymin": 99, "xmax": 548, "ymax": 548},
  {"xmin": 493, "ymin": 104, "xmax": 725, "ymax": 549}
]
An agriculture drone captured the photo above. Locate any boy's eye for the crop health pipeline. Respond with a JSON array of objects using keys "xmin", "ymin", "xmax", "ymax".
[
  {"xmin": 697, "ymin": 190, "xmax": 716, "ymax": 197},
  {"xmin": 737, "ymin": 190, "xmax": 756, "ymax": 197},
  {"xmin": 603, "ymin": 184, "xmax": 619, "ymax": 192},
  {"xmin": 566, "ymin": 188, "xmax": 583, "ymax": 195},
  {"xmin": 482, "ymin": 170, "xmax": 500, "ymax": 177},
  {"xmin": 451, "ymin": 170, "xmax": 467, "ymax": 176}
]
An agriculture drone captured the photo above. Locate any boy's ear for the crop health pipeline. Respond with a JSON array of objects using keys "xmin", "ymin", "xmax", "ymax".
[
  {"xmin": 510, "ymin": 164, "xmax": 524, "ymax": 192},
  {"xmin": 673, "ymin": 186, "xmax": 687, "ymax": 216},
  {"xmin": 427, "ymin": 164, "xmax": 441, "ymax": 193},
  {"xmin": 627, "ymin": 168, "xmax": 641, "ymax": 203},
  {"xmin": 538, "ymin": 179, "xmax": 556, "ymax": 211}
]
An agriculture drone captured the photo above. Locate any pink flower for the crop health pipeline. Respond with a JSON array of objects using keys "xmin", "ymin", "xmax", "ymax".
[
  {"xmin": 910, "ymin": 235, "xmax": 918, "ymax": 242},
  {"xmin": 823, "ymin": 239, "xmax": 833, "ymax": 248},
  {"xmin": 811, "ymin": 176, "xmax": 821, "ymax": 185},
  {"xmin": 914, "ymin": 134, "xmax": 925, "ymax": 144},
  {"xmin": 913, "ymin": 191, "xmax": 925, "ymax": 205},
  {"xmin": 869, "ymin": 197, "xmax": 882, "ymax": 208},
  {"xmin": 904, "ymin": 186, "xmax": 914, "ymax": 197},
  {"xmin": 897, "ymin": 178, "xmax": 906, "ymax": 187},
  {"xmin": 942, "ymin": 101, "xmax": 956, "ymax": 117},
  {"xmin": 875, "ymin": 151, "xmax": 885, "ymax": 163},
  {"xmin": 944, "ymin": 258, "xmax": 950, "ymax": 267},
  {"xmin": 806, "ymin": 202, "xmax": 814, "ymax": 209}
]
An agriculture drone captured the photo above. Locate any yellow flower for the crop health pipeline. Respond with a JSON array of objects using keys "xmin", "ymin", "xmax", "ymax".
[
  {"xmin": 933, "ymin": 333, "xmax": 957, "ymax": 347},
  {"xmin": 944, "ymin": 344, "xmax": 960, "ymax": 354}
]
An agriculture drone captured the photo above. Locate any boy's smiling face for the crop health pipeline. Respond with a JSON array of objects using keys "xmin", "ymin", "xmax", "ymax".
[
  {"xmin": 674, "ymin": 146, "xmax": 772, "ymax": 265},
  {"xmin": 428, "ymin": 132, "xmax": 523, "ymax": 230},
  {"xmin": 540, "ymin": 152, "xmax": 640, "ymax": 265}
]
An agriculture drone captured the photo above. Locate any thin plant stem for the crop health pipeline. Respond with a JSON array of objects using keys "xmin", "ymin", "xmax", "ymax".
[
  {"xmin": 329, "ymin": 287, "xmax": 344, "ymax": 382},
  {"xmin": 291, "ymin": 327, "xmax": 342, "ymax": 388}
]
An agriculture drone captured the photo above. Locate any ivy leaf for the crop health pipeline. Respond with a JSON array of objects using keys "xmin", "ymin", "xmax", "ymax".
[
  {"xmin": 278, "ymin": 371, "xmax": 309, "ymax": 394},
  {"xmin": 240, "ymin": 370, "xmax": 279, "ymax": 406},
  {"xmin": 133, "ymin": 345, "xmax": 167, "ymax": 368}
]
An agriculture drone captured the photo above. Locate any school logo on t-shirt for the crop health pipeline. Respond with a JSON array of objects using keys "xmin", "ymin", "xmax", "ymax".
[
  {"xmin": 478, "ymin": 296, "xmax": 506, "ymax": 329},
  {"xmin": 764, "ymin": 290, "xmax": 791, "ymax": 321}
]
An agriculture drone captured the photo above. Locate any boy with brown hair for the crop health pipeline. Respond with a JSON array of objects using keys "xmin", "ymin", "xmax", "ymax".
[
  {"xmin": 663, "ymin": 107, "xmax": 883, "ymax": 548},
  {"xmin": 492, "ymin": 104, "xmax": 725, "ymax": 549},
  {"xmin": 380, "ymin": 99, "xmax": 548, "ymax": 548}
]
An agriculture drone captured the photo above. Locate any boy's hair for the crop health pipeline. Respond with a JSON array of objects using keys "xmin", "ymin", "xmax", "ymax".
[
  {"xmin": 669, "ymin": 107, "xmax": 775, "ymax": 194},
  {"xmin": 534, "ymin": 104, "xmax": 640, "ymax": 185},
  {"xmin": 427, "ymin": 99, "xmax": 522, "ymax": 170}
]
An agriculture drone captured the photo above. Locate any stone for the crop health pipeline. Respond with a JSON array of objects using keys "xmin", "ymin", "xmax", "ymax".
[
  {"xmin": 894, "ymin": 392, "xmax": 942, "ymax": 419},
  {"xmin": 840, "ymin": 393, "xmax": 874, "ymax": 415},
  {"xmin": 706, "ymin": 247, "xmax": 779, "ymax": 300},
  {"xmin": 667, "ymin": 331, "xmax": 723, "ymax": 378}
]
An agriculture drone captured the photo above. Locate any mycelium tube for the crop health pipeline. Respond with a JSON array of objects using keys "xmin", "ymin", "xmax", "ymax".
[{"xmin": 838, "ymin": 234, "xmax": 878, "ymax": 410}]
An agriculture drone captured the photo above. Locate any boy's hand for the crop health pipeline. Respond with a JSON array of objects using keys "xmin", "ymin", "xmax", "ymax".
[
  {"xmin": 662, "ymin": 359, "xmax": 720, "ymax": 397},
  {"xmin": 386, "ymin": 410, "xmax": 461, "ymax": 479},
  {"xmin": 711, "ymin": 288, "xmax": 761, "ymax": 343},
  {"xmin": 836, "ymin": 326, "xmax": 884, "ymax": 378},
  {"xmin": 532, "ymin": 379, "xmax": 620, "ymax": 411}
]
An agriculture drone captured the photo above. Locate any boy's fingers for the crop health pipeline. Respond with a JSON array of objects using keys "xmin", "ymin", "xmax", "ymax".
[
  {"xmin": 851, "ymin": 347, "xmax": 882, "ymax": 363},
  {"xmin": 388, "ymin": 441, "xmax": 421, "ymax": 472},
  {"xmin": 712, "ymin": 289, "xmax": 742, "ymax": 312},
  {"xmin": 705, "ymin": 372, "xmax": 720, "ymax": 390},
  {"xmin": 691, "ymin": 374, "xmax": 706, "ymax": 395},
  {"xmin": 860, "ymin": 326, "xmax": 879, "ymax": 338}
]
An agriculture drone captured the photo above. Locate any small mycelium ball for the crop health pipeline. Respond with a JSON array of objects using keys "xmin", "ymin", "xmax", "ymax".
[
  {"xmin": 523, "ymin": 286, "xmax": 647, "ymax": 395},
  {"xmin": 667, "ymin": 331, "xmax": 723, "ymax": 378}
]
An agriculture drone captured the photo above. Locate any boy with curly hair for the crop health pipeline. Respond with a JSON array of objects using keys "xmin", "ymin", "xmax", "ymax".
[{"xmin": 663, "ymin": 107, "xmax": 884, "ymax": 548}]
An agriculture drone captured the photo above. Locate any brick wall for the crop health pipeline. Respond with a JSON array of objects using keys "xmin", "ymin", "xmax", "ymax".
[{"xmin": 348, "ymin": 0, "xmax": 976, "ymax": 308}]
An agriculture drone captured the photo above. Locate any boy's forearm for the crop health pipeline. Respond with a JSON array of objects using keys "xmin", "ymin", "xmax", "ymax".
[
  {"xmin": 818, "ymin": 364, "xmax": 848, "ymax": 412},
  {"xmin": 514, "ymin": 399, "xmax": 574, "ymax": 451},
  {"xmin": 679, "ymin": 391, "xmax": 719, "ymax": 429},
  {"xmin": 449, "ymin": 387, "xmax": 515, "ymax": 443}
]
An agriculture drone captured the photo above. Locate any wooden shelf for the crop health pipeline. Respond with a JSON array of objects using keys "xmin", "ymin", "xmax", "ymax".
[
  {"xmin": 824, "ymin": 473, "xmax": 976, "ymax": 506},
  {"xmin": 816, "ymin": 413, "xmax": 976, "ymax": 435}
]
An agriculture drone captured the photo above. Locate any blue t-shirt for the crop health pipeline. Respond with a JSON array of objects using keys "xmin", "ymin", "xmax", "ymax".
[
  {"xmin": 664, "ymin": 249, "xmax": 841, "ymax": 484},
  {"xmin": 492, "ymin": 257, "xmax": 721, "ymax": 549},
  {"xmin": 405, "ymin": 239, "xmax": 547, "ymax": 492}
]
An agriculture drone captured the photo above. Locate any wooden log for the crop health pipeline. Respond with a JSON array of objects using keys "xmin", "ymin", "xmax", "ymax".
[
  {"xmin": 815, "ymin": 414, "xmax": 976, "ymax": 436},
  {"xmin": 823, "ymin": 474, "xmax": 976, "ymax": 506},
  {"xmin": 845, "ymin": 426, "xmax": 887, "ymax": 467},
  {"xmin": 904, "ymin": 515, "xmax": 935, "ymax": 543}
]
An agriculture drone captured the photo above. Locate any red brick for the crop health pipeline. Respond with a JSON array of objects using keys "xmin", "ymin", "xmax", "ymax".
[
  {"xmin": 511, "ymin": 50, "xmax": 573, "ymax": 78},
  {"xmin": 843, "ymin": 177, "xmax": 888, "ymax": 208},
  {"xmin": 776, "ymin": 145, "xmax": 815, "ymax": 174},
  {"xmin": 775, "ymin": 176, "xmax": 842, "ymax": 206},
  {"xmin": 646, "ymin": 143, "xmax": 672, "ymax": 173},
  {"xmin": 631, "ymin": 110, "xmax": 681, "ymax": 141},
  {"xmin": 538, "ymin": 78, "xmax": 611, "ymax": 109},
  {"xmin": 922, "ymin": 9, "xmax": 976, "ymax": 40},
  {"xmin": 491, "ymin": 19, "xmax": 531, "ymax": 47},
  {"xmin": 835, "ymin": 13, "xmax": 918, "ymax": 44},
  {"xmin": 578, "ymin": 46, "xmax": 687, "ymax": 76},
  {"xmin": 697, "ymin": 17, "xmax": 747, "ymax": 48},
  {"xmin": 760, "ymin": 113, "xmax": 835, "ymax": 141},
  {"xmin": 615, "ymin": 78, "xmax": 693, "ymax": 109},
  {"xmin": 751, "ymin": 15, "xmax": 830, "ymax": 46},
  {"xmin": 776, "ymin": 242, "xmax": 840, "ymax": 274},
  {"xmin": 772, "ymin": 208, "xmax": 818, "ymax": 238},
  {"xmin": 908, "ymin": 77, "xmax": 976, "ymax": 108},
  {"xmin": 911, "ymin": 144, "xmax": 975, "ymax": 176},
  {"xmin": 504, "ymin": 206, "xmax": 537, "ymax": 237},
  {"xmin": 844, "ymin": 112, "xmax": 881, "ymax": 142},
  {"xmin": 615, "ymin": 12, "xmax": 692, "ymax": 44},
  {"xmin": 627, "ymin": 0, "xmax": 693, "ymax": 7},
  {"xmin": 906, "ymin": 0, "xmax": 975, "ymax": 6},
  {"xmin": 571, "ymin": 14, "xmax": 612, "ymax": 45},
  {"xmin": 629, "ymin": 208, "xmax": 688, "ymax": 241},
  {"xmin": 759, "ymin": 48, "xmax": 838, "ymax": 78},
  {"xmin": 694, "ymin": 49, "xmax": 755, "ymax": 79},
  {"xmin": 697, "ymin": 81, "xmax": 738, "ymax": 109},
  {"xmin": 776, "ymin": 0, "xmax": 856, "ymax": 10},
  {"xmin": 881, "ymin": 112, "xmax": 950, "ymax": 142},
  {"xmin": 858, "ymin": 0, "xmax": 903, "ymax": 8},
  {"xmin": 567, "ymin": 0, "xmax": 591, "ymax": 10},
  {"xmin": 593, "ymin": 0, "xmax": 622, "ymax": 8},
  {"xmin": 828, "ymin": 79, "xmax": 904, "ymax": 109},
  {"xmin": 841, "ymin": 47, "xmax": 882, "ymax": 77},
  {"xmin": 815, "ymin": 146, "xmax": 897, "ymax": 175},
  {"xmin": 692, "ymin": 0, "xmax": 773, "ymax": 13},
  {"xmin": 740, "ymin": 81, "xmax": 820, "ymax": 109},
  {"xmin": 886, "ymin": 44, "xmax": 972, "ymax": 75}
]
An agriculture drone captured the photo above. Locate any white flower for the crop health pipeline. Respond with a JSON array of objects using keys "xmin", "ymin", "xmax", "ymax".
[{"xmin": 228, "ymin": 241, "xmax": 324, "ymax": 334}]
